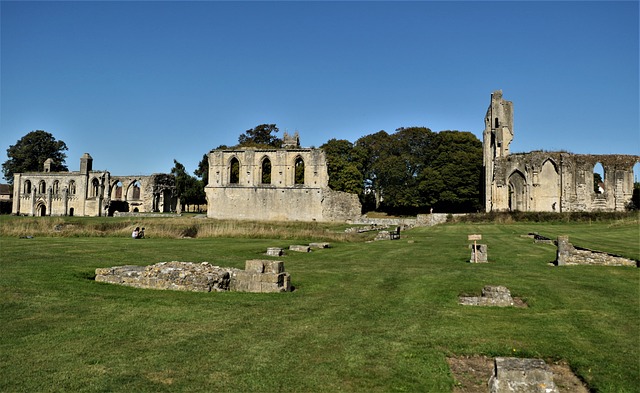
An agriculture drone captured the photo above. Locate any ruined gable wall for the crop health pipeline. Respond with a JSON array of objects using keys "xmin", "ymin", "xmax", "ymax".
[
  {"xmin": 206, "ymin": 147, "xmax": 361, "ymax": 222},
  {"xmin": 491, "ymin": 151, "xmax": 638, "ymax": 212}
]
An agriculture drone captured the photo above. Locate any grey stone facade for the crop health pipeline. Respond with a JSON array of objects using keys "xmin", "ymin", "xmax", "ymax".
[
  {"xmin": 484, "ymin": 91, "xmax": 639, "ymax": 212},
  {"xmin": 205, "ymin": 136, "xmax": 361, "ymax": 222},
  {"xmin": 12, "ymin": 153, "xmax": 176, "ymax": 216}
]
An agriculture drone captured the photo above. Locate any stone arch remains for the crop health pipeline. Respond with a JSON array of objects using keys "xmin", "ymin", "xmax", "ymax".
[
  {"xmin": 24, "ymin": 180, "xmax": 31, "ymax": 194},
  {"xmin": 294, "ymin": 156, "xmax": 305, "ymax": 185},
  {"xmin": 229, "ymin": 157, "xmax": 240, "ymax": 184},
  {"xmin": 90, "ymin": 178, "xmax": 100, "ymax": 198},
  {"xmin": 38, "ymin": 180, "xmax": 46, "ymax": 194},
  {"xmin": 68, "ymin": 180, "xmax": 76, "ymax": 195},
  {"xmin": 537, "ymin": 159, "xmax": 560, "ymax": 211},
  {"xmin": 37, "ymin": 202, "xmax": 46, "ymax": 216},
  {"xmin": 593, "ymin": 162, "xmax": 605, "ymax": 194},
  {"xmin": 261, "ymin": 156, "xmax": 272, "ymax": 184},
  {"xmin": 508, "ymin": 170, "xmax": 527, "ymax": 211}
]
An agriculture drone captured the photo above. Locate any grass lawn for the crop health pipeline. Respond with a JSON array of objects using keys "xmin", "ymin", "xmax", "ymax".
[{"xmin": 1, "ymin": 219, "xmax": 638, "ymax": 392}]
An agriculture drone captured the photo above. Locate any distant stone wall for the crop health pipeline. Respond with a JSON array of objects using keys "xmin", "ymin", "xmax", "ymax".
[
  {"xmin": 95, "ymin": 260, "xmax": 291, "ymax": 293},
  {"xmin": 556, "ymin": 236, "xmax": 638, "ymax": 267}
]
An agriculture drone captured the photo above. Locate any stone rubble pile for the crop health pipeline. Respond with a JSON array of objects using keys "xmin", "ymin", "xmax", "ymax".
[{"xmin": 459, "ymin": 285, "xmax": 514, "ymax": 307}]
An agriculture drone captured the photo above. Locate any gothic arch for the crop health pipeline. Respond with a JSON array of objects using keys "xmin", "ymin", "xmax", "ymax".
[
  {"xmin": 537, "ymin": 159, "xmax": 560, "ymax": 211},
  {"xmin": 508, "ymin": 170, "xmax": 527, "ymax": 211},
  {"xmin": 260, "ymin": 156, "xmax": 272, "ymax": 184},
  {"xmin": 294, "ymin": 156, "xmax": 305, "ymax": 185},
  {"xmin": 229, "ymin": 157, "xmax": 240, "ymax": 184}
]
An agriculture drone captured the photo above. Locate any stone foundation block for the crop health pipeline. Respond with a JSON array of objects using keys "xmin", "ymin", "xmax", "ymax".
[
  {"xmin": 266, "ymin": 247, "xmax": 284, "ymax": 256},
  {"xmin": 489, "ymin": 357, "xmax": 558, "ymax": 393},
  {"xmin": 290, "ymin": 245, "xmax": 311, "ymax": 252},
  {"xmin": 469, "ymin": 243, "xmax": 488, "ymax": 263},
  {"xmin": 309, "ymin": 242, "xmax": 330, "ymax": 249}
]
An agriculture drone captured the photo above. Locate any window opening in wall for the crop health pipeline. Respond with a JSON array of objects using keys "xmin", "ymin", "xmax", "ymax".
[
  {"xmin": 229, "ymin": 157, "xmax": 240, "ymax": 184},
  {"xmin": 593, "ymin": 162, "xmax": 605, "ymax": 194},
  {"xmin": 52, "ymin": 181, "xmax": 59, "ymax": 195},
  {"xmin": 91, "ymin": 178, "xmax": 100, "ymax": 198},
  {"xmin": 294, "ymin": 157, "xmax": 305, "ymax": 185},
  {"xmin": 131, "ymin": 181, "xmax": 141, "ymax": 200},
  {"xmin": 495, "ymin": 117, "xmax": 500, "ymax": 128},
  {"xmin": 39, "ymin": 181, "xmax": 46, "ymax": 194},
  {"xmin": 632, "ymin": 163, "xmax": 640, "ymax": 210},
  {"xmin": 68, "ymin": 181, "xmax": 76, "ymax": 195},
  {"xmin": 24, "ymin": 180, "xmax": 31, "ymax": 194},
  {"xmin": 261, "ymin": 157, "xmax": 272, "ymax": 184}
]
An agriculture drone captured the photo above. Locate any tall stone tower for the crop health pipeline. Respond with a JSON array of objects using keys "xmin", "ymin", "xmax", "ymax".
[
  {"xmin": 483, "ymin": 90, "xmax": 513, "ymax": 211},
  {"xmin": 80, "ymin": 153, "xmax": 93, "ymax": 175}
]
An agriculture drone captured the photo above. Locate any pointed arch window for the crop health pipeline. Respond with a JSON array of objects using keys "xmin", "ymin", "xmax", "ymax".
[
  {"xmin": 229, "ymin": 157, "xmax": 240, "ymax": 184},
  {"xmin": 261, "ymin": 157, "xmax": 272, "ymax": 184},
  {"xmin": 294, "ymin": 157, "xmax": 305, "ymax": 185},
  {"xmin": 91, "ymin": 178, "xmax": 100, "ymax": 198}
]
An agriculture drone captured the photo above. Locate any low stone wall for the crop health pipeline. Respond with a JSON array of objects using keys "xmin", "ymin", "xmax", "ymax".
[
  {"xmin": 459, "ymin": 285, "xmax": 514, "ymax": 307},
  {"xmin": 113, "ymin": 212, "xmax": 182, "ymax": 218},
  {"xmin": 556, "ymin": 236, "xmax": 638, "ymax": 267},
  {"xmin": 95, "ymin": 260, "xmax": 291, "ymax": 293}
]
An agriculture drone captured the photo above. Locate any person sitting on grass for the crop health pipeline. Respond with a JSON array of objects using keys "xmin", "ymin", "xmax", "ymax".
[
  {"xmin": 132, "ymin": 227, "xmax": 140, "ymax": 239},
  {"xmin": 138, "ymin": 227, "xmax": 145, "ymax": 239}
]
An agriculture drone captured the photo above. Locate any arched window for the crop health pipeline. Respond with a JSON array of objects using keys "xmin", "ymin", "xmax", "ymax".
[
  {"xmin": 52, "ymin": 180, "xmax": 59, "ymax": 195},
  {"xmin": 593, "ymin": 162, "xmax": 605, "ymax": 194},
  {"xmin": 229, "ymin": 157, "xmax": 240, "ymax": 184},
  {"xmin": 113, "ymin": 181, "xmax": 123, "ymax": 199},
  {"xmin": 24, "ymin": 180, "xmax": 32, "ymax": 194},
  {"xmin": 129, "ymin": 180, "xmax": 141, "ymax": 200},
  {"xmin": 91, "ymin": 178, "xmax": 100, "ymax": 198},
  {"xmin": 294, "ymin": 156, "xmax": 305, "ymax": 185},
  {"xmin": 38, "ymin": 180, "xmax": 46, "ymax": 194},
  {"xmin": 261, "ymin": 157, "xmax": 272, "ymax": 184},
  {"xmin": 495, "ymin": 117, "xmax": 500, "ymax": 128},
  {"xmin": 68, "ymin": 180, "xmax": 76, "ymax": 195}
]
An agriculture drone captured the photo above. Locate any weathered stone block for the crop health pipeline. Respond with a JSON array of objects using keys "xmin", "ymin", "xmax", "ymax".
[
  {"xmin": 469, "ymin": 244, "xmax": 488, "ymax": 263},
  {"xmin": 309, "ymin": 242, "xmax": 330, "ymax": 249},
  {"xmin": 289, "ymin": 245, "xmax": 311, "ymax": 252},
  {"xmin": 489, "ymin": 357, "xmax": 558, "ymax": 393},
  {"xmin": 266, "ymin": 247, "xmax": 284, "ymax": 256},
  {"xmin": 459, "ymin": 285, "xmax": 514, "ymax": 307}
]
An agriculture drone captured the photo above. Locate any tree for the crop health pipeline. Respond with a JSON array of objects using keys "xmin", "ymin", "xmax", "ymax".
[
  {"xmin": 2, "ymin": 130, "xmax": 68, "ymax": 183},
  {"xmin": 237, "ymin": 124, "xmax": 283, "ymax": 148},
  {"xmin": 321, "ymin": 139, "xmax": 364, "ymax": 196},
  {"xmin": 194, "ymin": 153, "xmax": 209, "ymax": 186}
]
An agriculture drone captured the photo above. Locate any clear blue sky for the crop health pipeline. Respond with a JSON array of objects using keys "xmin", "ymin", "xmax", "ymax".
[{"xmin": 1, "ymin": 1, "xmax": 638, "ymax": 180}]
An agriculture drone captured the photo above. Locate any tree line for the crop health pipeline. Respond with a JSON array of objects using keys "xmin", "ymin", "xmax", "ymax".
[{"xmin": 2, "ymin": 125, "xmax": 484, "ymax": 214}]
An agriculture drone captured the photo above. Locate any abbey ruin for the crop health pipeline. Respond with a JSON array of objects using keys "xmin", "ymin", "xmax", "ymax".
[
  {"xmin": 11, "ymin": 153, "xmax": 176, "ymax": 216},
  {"xmin": 483, "ymin": 90, "xmax": 639, "ymax": 212},
  {"xmin": 205, "ymin": 132, "xmax": 362, "ymax": 222}
]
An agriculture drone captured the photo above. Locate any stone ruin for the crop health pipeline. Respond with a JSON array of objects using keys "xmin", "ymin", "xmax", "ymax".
[
  {"xmin": 470, "ymin": 243, "xmax": 488, "ymax": 263},
  {"xmin": 556, "ymin": 236, "xmax": 638, "ymax": 267},
  {"xmin": 459, "ymin": 286, "xmax": 514, "ymax": 307},
  {"xmin": 489, "ymin": 357, "xmax": 558, "ymax": 393},
  {"xmin": 95, "ymin": 259, "xmax": 291, "ymax": 293}
]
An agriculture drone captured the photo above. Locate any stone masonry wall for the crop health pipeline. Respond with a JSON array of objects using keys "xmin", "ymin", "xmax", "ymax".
[
  {"xmin": 95, "ymin": 260, "xmax": 291, "ymax": 293},
  {"xmin": 556, "ymin": 236, "xmax": 638, "ymax": 267}
]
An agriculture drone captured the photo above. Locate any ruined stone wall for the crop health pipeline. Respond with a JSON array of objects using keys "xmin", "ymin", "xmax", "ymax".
[
  {"xmin": 95, "ymin": 260, "xmax": 291, "ymax": 293},
  {"xmin": 12, "ymin": 154, "xmax": 176, "ymax": 217},
  {"xmin": 556, "ymin": 236, "xmax": 638, "ymax": 267},
  {"xmin": 484, "ymin": 91, "xmax": 639, "ymax": 212},
  {"xmin": 206, "ymin": 146, "xmax": 361, "ymax": 222}
]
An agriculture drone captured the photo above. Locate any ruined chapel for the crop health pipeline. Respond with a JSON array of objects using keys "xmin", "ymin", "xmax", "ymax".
[
  {"xmin": 483, "ymin": 90, "xmax": 639, "ymax": 212},
  {"xmin": 12, "ymin": 153, "xmax": 176, "ymax": 216},
  {"xmin": 205, "ymin": 132, "xmax": 362, "ymax": 222}
]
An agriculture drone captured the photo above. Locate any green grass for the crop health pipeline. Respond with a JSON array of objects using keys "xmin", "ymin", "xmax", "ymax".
[{"xmin": 1, "ymin": 219, "xmax": 638, "ymax": 392}]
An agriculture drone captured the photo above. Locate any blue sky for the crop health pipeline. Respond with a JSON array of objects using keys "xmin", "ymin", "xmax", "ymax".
[{"xmin": 1, "ymin": 1, "xmax": 638, "ymax": 180}]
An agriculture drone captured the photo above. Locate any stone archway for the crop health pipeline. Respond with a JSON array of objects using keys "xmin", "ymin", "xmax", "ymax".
[
  {"xmin": 37, "ymin": 203, "xmax": 47, "ymax": 217},
  {"xmin": 508, "ymin": 171, "xmax": 527, "ymax": 211}
]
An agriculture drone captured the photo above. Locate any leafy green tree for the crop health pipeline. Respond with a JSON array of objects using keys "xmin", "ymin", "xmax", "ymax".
[
  {"xmin": 2, "ymin": 130, "xmax": 68, "ymax": 183},
  {"xmin": 429, "ymin": 131, "xmax": 483, "ymax": 212},
  {"xmin": 321, "ymin": 138, "xmax": 364, "ymax": 196},
  {"xmin": 237, "ymin": 124, "xmax": 283, "ymax": 148},
  {"xmin": 194, "ymin": 153, "xmax": 209, "ymax": 186},
  {"xmin": 354, "ymin": 130, "xmax": 393, "ymax": 209}
]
